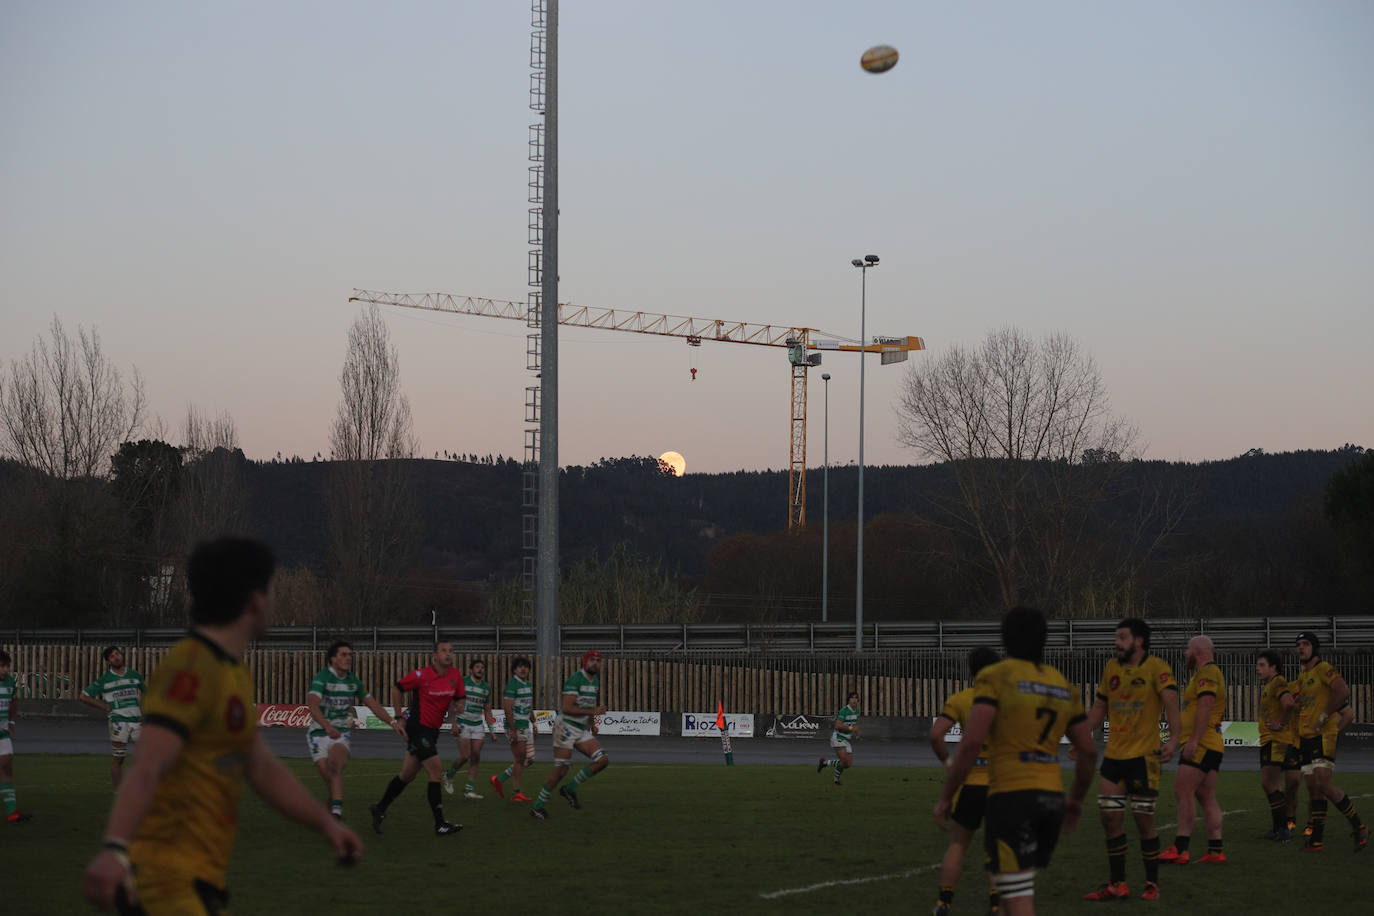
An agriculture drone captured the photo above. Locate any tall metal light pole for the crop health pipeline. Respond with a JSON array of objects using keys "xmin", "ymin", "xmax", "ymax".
[
  {"xmin": 821, "ymin": 371, "xmax": 831, "ymax": 623},
  {"xmin": 850, "ymin": 255, "xmax": 878, "ymax": 651}
]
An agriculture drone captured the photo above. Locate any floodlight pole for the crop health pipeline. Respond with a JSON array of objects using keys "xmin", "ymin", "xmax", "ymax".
[
  {"xmin": 851, "ymin": 255, "xmax": 878, "ymax": 652},
  {"xmin": 536, "ymin": 0, "xmax": 560, "ymax": 664},
  {"xmin": 822, "ymin": 372, "xmax": 831, "ymax": 623}
]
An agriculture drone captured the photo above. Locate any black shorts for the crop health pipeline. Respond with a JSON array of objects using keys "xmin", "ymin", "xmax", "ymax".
[
  {"xmin": 1298, "ymin": 733, "xmax": 1336, "ymax": 766},
  {"xmin": 116, "ymin": 876, "xmax": 228, "ymax": 916},
  {"xmin": 951, "ymin": 784, "xmax": 988, "ymax": 832},
  {"xmin": 406, "ymin": 724, "xmax": 441, "ymax": 762},
  {"xmin": 1099, "ymin": 755, "xmax": 1160, "ymax": 796},
  {"xmin": 1260, "ymin": 741, "xmax": 1300, "ymax": 771},
  {"xmin": 1179, "ymin": 747, "xmax": 1223, "ymax": 773},
  {"xmin": 984, "ymin": 790, "xmax": 1065, "ymax": 875}
]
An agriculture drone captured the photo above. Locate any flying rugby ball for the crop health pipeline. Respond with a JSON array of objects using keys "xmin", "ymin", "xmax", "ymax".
[{"xmin": 860, "ymin": 45, "xmax": 899, "ymax": 74}]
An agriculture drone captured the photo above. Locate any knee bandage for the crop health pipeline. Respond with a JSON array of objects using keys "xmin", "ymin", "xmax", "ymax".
[
  {"xmin": 994, "ymin": 870, "xmax": 1036, "ymax": 900},
  {"xmin": 591, "ymin": 748, "xmax": 606, "ymax": 762},
  {"xmin": 554, "ymin": 757, "xmax": 571, "ymax": 769},
  {"xmin": 1097, "ymin": 795, "xmax": 1127, "ymax": 813},
  {"xmin": 111, "ymin": 745, "xmax": 129, "ymax": 759},
  {"xmin": 1130, "ymin": 795, "xmax": 1157, "ymax": 815}
]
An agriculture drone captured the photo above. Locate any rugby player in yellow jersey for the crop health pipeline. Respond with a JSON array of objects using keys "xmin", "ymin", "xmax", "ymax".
[
  {"xmin": 929, "ymin": 647, "xmax": 1001, "ymax": 916},
  {"xmin": 1293, "ymin": 631, "xmax": 1368, "ymax": 852},
  {"xmin": 935, "ymin": 607, "xmax": 1097, "ymax": 916},
  {"xmin": 1161, "ymin": 636, "xmax": 1227, "ymax": 864},
  {"xmin": 1081, "ymin": 617, "xmax": 1180, "ymax": 902},
  {"xmin": 1255, "ymin": 649, "xmax": 1301, "ymax": 839},
  {"xmin": 81, "ymin": 538, "xmax": 363, "ymax": 914}
]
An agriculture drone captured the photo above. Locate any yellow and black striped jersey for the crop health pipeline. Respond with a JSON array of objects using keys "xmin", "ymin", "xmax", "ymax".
[
  {"xmin": 939, "ymin": 686, "xmax": 989, "ymax": 787},
  {"xmin": 974, "ymin": 658, "xmax": 1085, "ymax": 795},
  {"xmin": 1296, "ymin": 660, "xmax": 1343, "ymax": 739},
  {"xmin": 1096, "ymin": 655, "xmax": 1176, "ymax": 759},
  {"xmin": 1179, "ymin": 662, "xmax": 1226, "ymax": 752},
  {"xmin": 1258, "ymin": 675, "xmax": 1296, "ymax": 746}
]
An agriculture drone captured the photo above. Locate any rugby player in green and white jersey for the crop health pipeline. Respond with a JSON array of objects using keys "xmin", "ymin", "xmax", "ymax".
[
  {"xmin": 531, "ymin": 651, "xmax": 609, "ymax": 819},
  {"xmin": 443, "ymin": 659, "xmax": 496, "ymax": 799},
  {"xmin": 78, "ymin": 646, "xmax": 147, "ymax": 789},
  {"xmin": 1, "ymin": 648, "xmax": 33, "ymax": 823},
  {"xmin": 306, "ymin": 640, "xmax": 406, "ymax": 819},
  {"xmin": 817, "ymin": 691, "xmax": 860, "ymax": 785},
  {"xmin": 491, "ymin": 656, "xmax": 537, "ymax": 802}
]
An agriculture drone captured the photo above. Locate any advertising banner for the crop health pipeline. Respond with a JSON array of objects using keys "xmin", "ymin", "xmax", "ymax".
[
  {"xmin": 937, "ymin": 717, "xmax": 1263, "ymax": 749},
  {"xmin": 681, "ymin": 712, "xmax": 754, "ymax": 737},
  {"xmin": 596, "ymin": 712, "xmax": 662, "ymax": 736},
  {"xmin": 256, "ymin": 704, "xmax": 314, "ymax": 728},
  {"xmin": 765, "ymin": 714, "xmax": 829, "ymax": 738}
]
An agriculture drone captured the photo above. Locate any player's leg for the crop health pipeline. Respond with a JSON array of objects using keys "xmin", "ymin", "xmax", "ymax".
[
  {"xmin": 494, "ymin": 730, "xmax": 525, "ymax": 798},
  {"xmin": 1132, "ymin": 753, "xmax": 1164, "ymax": 893},
  {"xmin": 1086, "ymin": 770, "xmax": 1130, "ymax": 899},
  {"xmin": 533, "ymin": 721, "xmax": 576, "ymax": 817},
  {"xmin": 325, "ymin": 741, "xmax": 349, "ymax": 818},
  {"xmin": 1198, "ymin": 765, "xmax": 1224, "ymax": 861},
  {"xmin": 1165, "ymin": 761, "xmax": 1202, "ymax": 863},
  {"xmin": 1282, "ymin": 749, "xmax": 1301, "ymax": 833},
  {"xmin": 1316, "ymin": 737, "xmax": 1368, "ymax": 849},
  {"xmin": 420, "ymin": 752, "xmax": 459, "ymax": 834},
  {"xmin": 464, "ymin": 737, "xmax": 484, "ymax": 798},
  {"xmin": 559, "ymin": 736, "xmax": 608, "ymax": 808},
  {"xmin": 0, "ymin": 747, "xmax": 24, "ymax": 822},
  {"xmin": 371, "ymin": 751, "xmax": 423, "ymax": 832}
]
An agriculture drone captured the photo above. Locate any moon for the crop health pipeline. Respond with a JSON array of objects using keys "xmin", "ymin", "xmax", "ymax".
[{"xmin": 658, "ymin": 451, "xmax": 686, "ymax": 477}]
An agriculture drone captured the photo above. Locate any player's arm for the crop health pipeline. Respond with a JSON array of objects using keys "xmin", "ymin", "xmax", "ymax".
[
  {"xmin": 244, "ymin": 732, "xmax": 363, "ymax": 862},
  {"xmin": 561, "ymin": 692, "xmax": 605, "ymax": 717},
  {"xmin": 503, "ymin": 695, "xmax": 518, "ymax": 741},
  {"xmin": 936, "ymin": 700, "xmax": 993, "ymax": 826},
  {"xmin": 1063, "ymin": 716, "xmax": 1097, "ymax": 833},
  {"xmin": 1320, "ymin": 674, "xmax": 1351, "ymax": 724},
  {"xmin": 1071, "ymin": 695, "xmax": 1107, "ymax": 760},
  {"xmin": 928, "ymin": 714, "xmax": 954, "ymax": 766},
  {"xmin": 483, "ymin": 695, "xmax": 495, "ymax": 730},
  {"xmin": 79, "ymin": 684, "xmax": 109, "ymax": 714},
  {"xmin": 1185, "ymin": 694, "xmax": 1214, "ymax": 757},
  {"xmin": 362, "ymin": 695, "xmax": 406, "ymax": 737},
  {"xmin": 1159, "ymin": 687, "xmax": 1181, "ymax": 761},
  {"xmin": 305, "ymin": 691, "xmax": 341, "ymax": 739},
  {"xmin": 80, "ymin": 722, "xmax": 184, "ymax": 909}
]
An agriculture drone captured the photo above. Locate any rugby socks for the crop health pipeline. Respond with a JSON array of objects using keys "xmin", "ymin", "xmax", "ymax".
[
  {"xmin": 377, "ymin": 776, "xmax": 407, "ymax": 812},
  {"xmin": 1141, "ymin": 835, "xmax": 1160, "ymax": 883},
  {"xmin": 571, "ymin": 765, "xmax": 597, "ymax": 789},
  {"xmin": 1267, "ymin": 790, "xmax": 1287, "ymax": 832},
  {"xmin": 938, "ymin": 887, "xmax": 954, "ymax": 907},
  {"xmin": 833, "ymin": 762, "xmax": 846, "ymax": 780},
  {"xmin": 0, "ymin": 781, "xmax": 15, "ymax": 815},
  {"xmin": 427, "ymin": 782, "xmax": 445, "ymax": 827},
  {"xmin": 1334, "ymin": 793, "xmax": 1363, "ymax": 831},
  {"xmin": 498, "ymin": 766, "xmax": 513, "ymax": 783},
  {"xmin": 1106, "ymin": 834, "xmax": 1128, "ymax": 884},
  {"xmin": 330, "ymin": 799, "xmax": 343, "ymax": 818},
  {"xmin": 1310, "ymin": 799, "xmax": 1328, "ymax": 843},
  {"xmin": 1172, "ymin": 834, "xmax": 1191, "ymax": 854},
  {"xmin": 533, "ymin": 786, "xmax": 552, "ymax": 810},
  {"xmin": 464, "ymin": 781, "xmax": 475, "ymax": 794},
  {"xmin": 988, "ymin": 889, "xmax": 999, "ymax": 912},
  {"xmin": 1207, "ymin": 838, "xmax": 1223, "ymax": 856},
  {"xmin": 444, "ymin": 757, "xmax": 468, "ymax": 779}
]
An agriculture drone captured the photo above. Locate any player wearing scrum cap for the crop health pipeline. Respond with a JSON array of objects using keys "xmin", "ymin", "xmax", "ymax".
[
  {"xmin": 1293, "ymin": 631, "xmax": 1368, "ymax": 852},
  {"xmin": 530, "ymin": 650, "xmax": 608, "ymax": 819}
]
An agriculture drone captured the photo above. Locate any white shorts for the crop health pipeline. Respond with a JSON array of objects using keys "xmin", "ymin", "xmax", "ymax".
[
  {"xmin": 553, "ymin": 717, "xmax": 594, "ymax": 750},
  {"xmin": 829, "ymin": 735, "xmax": 852, "ymax": 752},
  {"xmin": 109, "ymin": 720, "xmax": 142, "ymax": 753},
  {"xmin": 457, "ymin": 723, "xmax": 488, "ymax": 741},
  {"xmin": 307, "ymin": 732, "xmax": 351, "ymax": 763},
  {"xmin": 0, "ymin": 736, "xmax": 12, "ymax": 756},
  {"xmin": 508, "ymin": 726, "xmax": 534, "ymax": 745}
]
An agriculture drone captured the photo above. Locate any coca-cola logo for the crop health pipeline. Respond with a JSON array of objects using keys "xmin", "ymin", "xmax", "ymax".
[{"xmin": 257, "ymin": 704, "xmax": 314, "ymax": 728}]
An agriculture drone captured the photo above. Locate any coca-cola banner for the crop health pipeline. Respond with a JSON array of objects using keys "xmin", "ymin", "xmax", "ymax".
[
  {"xmin": 256, "ymin": 704, "xmax": 315, "ymax": 729},
  {"xmin": 764, "ymin": 714, "xmax": 829, "ymax": 738}
]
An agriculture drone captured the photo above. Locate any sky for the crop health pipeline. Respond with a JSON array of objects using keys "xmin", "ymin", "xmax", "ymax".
[{"xmin": 3, "ymin": 1, "xmax": 1371, "ymax": 476}]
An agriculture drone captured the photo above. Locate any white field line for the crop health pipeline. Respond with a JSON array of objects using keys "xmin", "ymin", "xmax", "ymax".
[{"xmin": 758, "ymin": 793, "xmax": 1374, "ymax": 901}]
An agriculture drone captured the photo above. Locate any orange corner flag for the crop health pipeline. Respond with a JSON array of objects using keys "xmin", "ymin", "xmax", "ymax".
[{"xmin": 716, "ymin": 700, "xmax": 726, "ymax": 733}]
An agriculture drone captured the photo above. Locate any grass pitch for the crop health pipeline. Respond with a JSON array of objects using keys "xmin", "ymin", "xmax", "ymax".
[{"xmin": 9, "ymin": 756, "xmax": 1372, "ymax": 914}]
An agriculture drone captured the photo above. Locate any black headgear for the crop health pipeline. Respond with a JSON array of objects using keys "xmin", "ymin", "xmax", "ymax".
[{"xmin": 1296, "ymin": 631, "xmax": 1321, "ymax": 657}]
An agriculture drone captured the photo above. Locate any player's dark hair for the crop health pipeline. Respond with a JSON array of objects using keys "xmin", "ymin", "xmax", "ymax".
[
  {"xmin": 186, "ymin": 537, "xmax": 275, "ymax": 626},
  {"xmin": 326, "ymin": 640, "xmax": 351, "ymax": 664},
  {"xmin": 1257, "ymin": 649, "xmax": 1282, "ymax": 670},
  {"xmin": 469, "ymin": 658, "xmax": 486, "ymax": 670},
  {"xmin": 1002, "ymin": 606, "xmax": 1048, "ymax": 663},
  {"xmin": 846, "ymin": 689, "xmax": 860, "ymax": 703},
  {"xmin": 512, "ymin": 656, "xmax": 532, "ymax": 669},
  {"xmin": 0, "ymin": 649, "xmax": 10, "ymax": 666},
  {"xmin": 1118, "ymin": 617, "xmax": 1151, "ymax": 653},
  {"xmin": 968, "ymin": 646, "xmax": 999, "ymax": 677},
  {"xmin": 102, "ymin": 645, "xmax": 121, "ymax": 662}
]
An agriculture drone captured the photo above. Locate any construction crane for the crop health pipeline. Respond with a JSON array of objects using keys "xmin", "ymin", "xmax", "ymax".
[{"xmin": 348, "ymin": 289, "xmax": 925, "ymax": 528}]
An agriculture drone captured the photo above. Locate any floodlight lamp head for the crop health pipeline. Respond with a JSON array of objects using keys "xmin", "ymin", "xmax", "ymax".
[
  {"xmin": 822, "ymin": 373, "xmax": 831, "ymax": 381},
  {"xmin": 851, "ymin": 259, "xmax": 864, "ymax": 267},
  {"xmin": 864, "ymin": 254, "xmax": 879, "ymax": 264}
]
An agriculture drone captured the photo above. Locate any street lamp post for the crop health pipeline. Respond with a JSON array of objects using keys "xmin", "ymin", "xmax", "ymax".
[
  {"xmin": 822, "ymin": 372, "xmax": 831, "ymax": 623},
  {"xmin": 850, "ymin": 254, "xmax": 878, "ymax": 652}
]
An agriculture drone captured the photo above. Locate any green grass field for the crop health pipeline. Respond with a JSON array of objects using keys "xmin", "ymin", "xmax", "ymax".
[{"xmin": 9, "ymin": 756, "xmax": 1372, "ymax": 914}]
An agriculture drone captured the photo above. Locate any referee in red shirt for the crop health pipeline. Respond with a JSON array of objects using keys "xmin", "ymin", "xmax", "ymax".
[{"xmin": 369, "ymin": 640, "xmax": 465, "ymax": 836}]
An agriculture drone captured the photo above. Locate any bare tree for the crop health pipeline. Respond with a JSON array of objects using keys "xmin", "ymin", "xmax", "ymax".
[
  {"xmin": 175, "ymin": 405, "xmax": 249, "ymax": 565},
  {"xmin": 895, "ymin": 327, "xmax": 1187, "ymax": 613},
  {"xmin": 0, "ymin": 317, "xmax": 145, "ymax": 479},
  {"xmin": 326, "ymin": 307, "xmax": 422, "ymax": 624}
]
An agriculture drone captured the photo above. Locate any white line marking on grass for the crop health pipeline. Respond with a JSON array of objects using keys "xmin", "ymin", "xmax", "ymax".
[
  {"xmin": 759, "ymin": 863, "xmax": 940, "ymax": 900},
  {"xmin": 1156, "ymin": 807, "xmax": 1248, "ymax": 833}
]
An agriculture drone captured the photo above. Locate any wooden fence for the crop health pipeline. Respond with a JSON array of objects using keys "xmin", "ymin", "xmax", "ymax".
[{"xmin": 8, "ymin": 645, "xmax": 1371, "ymax": 722}]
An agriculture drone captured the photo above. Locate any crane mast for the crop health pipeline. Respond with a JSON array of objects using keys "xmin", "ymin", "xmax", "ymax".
[{"xmin": 348, "ymin": 289, "xmax": 924, "ymax": 528}]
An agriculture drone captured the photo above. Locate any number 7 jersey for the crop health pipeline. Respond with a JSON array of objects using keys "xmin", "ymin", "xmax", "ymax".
[{"xmin": 973, "ymin": 657, "xmax": 1086, "ymax": 795}]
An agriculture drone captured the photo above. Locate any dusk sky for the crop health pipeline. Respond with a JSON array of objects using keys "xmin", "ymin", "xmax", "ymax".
[{"xmin": 3, "ymin": 1, "xmax": 1371, "ymax": 474}]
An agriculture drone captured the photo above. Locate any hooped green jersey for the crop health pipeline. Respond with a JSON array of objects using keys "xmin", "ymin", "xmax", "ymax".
[
  {"xmin": 832, "ymin": 704, "xmax": 859, "ymax": 743},
  {"xmin": 83, "ymin": 668, "xmax": 146, "ymax": 723},
  {"xmin": 307, "ymin": 667, "xmax": 370, "ymax": 738},
  {"xmin": 503, "ymin": 675, "xmax": 534, "ymax": 729},
  {"xmin": 459, "ymin": 675, "xmax": 492, "ymax": 726},
  {"xmin": 561, "ymin": 669, "xmax": 600, "ymax": 728},
  {"xmin": 0, "ymin": 673, "xmax": 15, "ymax": 738}
]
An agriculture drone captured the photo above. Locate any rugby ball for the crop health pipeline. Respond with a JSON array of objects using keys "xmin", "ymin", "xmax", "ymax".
[{"xmin": 860, "ymin": 45, "xmax": 899, "ymax": 73}]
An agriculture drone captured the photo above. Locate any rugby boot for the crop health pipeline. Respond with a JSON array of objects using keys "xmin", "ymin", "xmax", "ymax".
[
  {"xmin": 463, "ymin": 789, "xmax": 483, "ymax": 800},
  {"xmin": 490, "ymin": 774, "xmax": 505, "ymax": 799},
  {"xmin": 530, "ymin": 807, "xmax": 549, "ymax": 819},
  {"xmin": 559, "ymin": 785, "xmax": 582, "ymax": 809},
  {"xmin": 441, "ymin": 771, "xmax": 454, "ymax": 794},
  {"xmin": 510, "ymin": 791, "xmax": 532, "ymax": 802},
  {"xmin": 368, "ymin": 803, "xmax": 386, "ymax": 835},
  {"xmin": 1158, "ymin": 845, "xmax": 1190, "ymax": 865},
  {"xmin": 1275, "ymin": 826, "xmax": 1294, "ymax": 841},
  {"xmin": 434, "ymin": 821, "xmax": 462, "ymax": 836},
  {"xmin": 931, "ymin": 904, "xmax": 950, "ymax": 916},
  {"xmin": 1197, "ymin": 851, "xmax": 1227, "ymax": 864},
  {"xmin": 1355, "ymin": 824, "xmax": 1370, "ymax": 852},
  {"xmin": 1084, "ymin": 882, "xmax": 1129, "ymax": 901},
  {"xmin": 1141, "ymin": 882, "xmax": 1161, "ymax": 901},
  {"xmin": 817, "ymin": 758, "xmax": 827, "ymax": 773},
  {"xmin": 1302, "ymin": 837, "xmax": 1324, "ymax": 852},
  {"xmin": 5, "ymin": 811, "xmax": 32, "ymax": 824}
]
